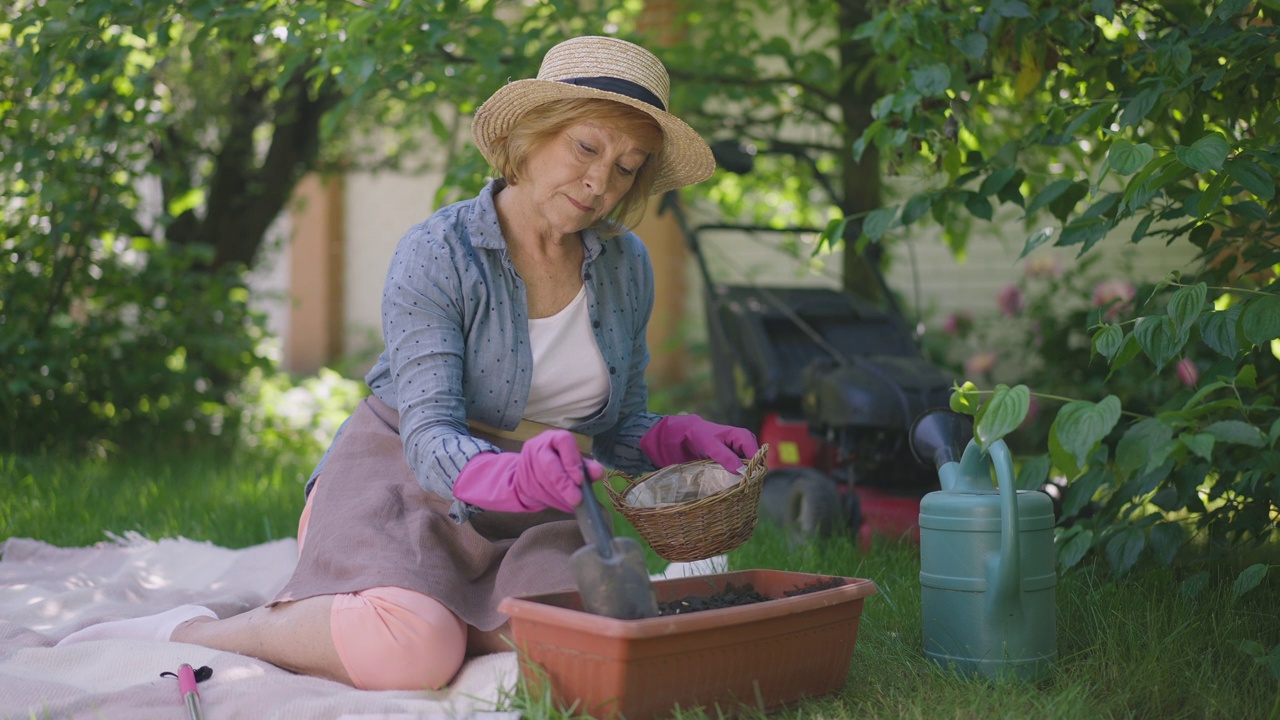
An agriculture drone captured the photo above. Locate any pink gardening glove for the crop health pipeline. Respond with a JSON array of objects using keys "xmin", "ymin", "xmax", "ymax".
[
  {"xmin": 640, "ymin": 414, "xmax": 761, "ymax": 472},
  {"xmin": 452, "ymin": 429, "xmax": 607, "ymax": 514}
]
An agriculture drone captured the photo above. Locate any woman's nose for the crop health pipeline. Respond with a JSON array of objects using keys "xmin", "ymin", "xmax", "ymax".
[{"xmin": 582, "ymin": 160, "xmax": 610, "ymax": 194}]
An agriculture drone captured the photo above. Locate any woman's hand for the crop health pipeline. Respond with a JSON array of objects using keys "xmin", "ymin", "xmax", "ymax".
[
  {"xmin": 640, "ymin": 414, "xmax": 760, "ymax": 472},
  {"xmin": 453, "ymin": 430, "xmax": 606, "ymax": 513}
]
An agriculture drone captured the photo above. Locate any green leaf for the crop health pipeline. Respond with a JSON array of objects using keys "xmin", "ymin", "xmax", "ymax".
[
  {"xmin": 1204, "ymin": 420, "xmax": 1267, "ymax": 447},
  {"xmin": 952, "ymin": 32, "xmax": 988, "ymax": 59},
  {"xmin": 1133, "ymin": 315, "xmax": 1182, "ymax": 372},
  {"xmin": 1108, "ymin": 139, "xmax": 1154, "ymax": 175},
  {"xmin": 1093, "ymin": 323, "xmax": 1125, "ymax": 361},
  {"xmin": 1116, "ymin": 418, "xmax": 1174, "ymax": 478},
  {"xmin": 1180, "ymin": 431, "xmax": 1215, "ymax": 460},
  {"xmin": 1058, "ymin": 528, "xmax": 1094, "ymax": 569},
  {"xmin": 901, "ymin": 193, "xmax": 933, "ymax": 226},
  {"xmin": 1049, "ymin": 181, "xmax": 1089, "ymax": 222},
  {"xmin": 1122, "ymin": 153, "xmax": 1178, "ymax": 213},
  {"xmin": 862, "ymin": 206, "xmax": 896, "ymax": 241},
  {"xmin": 911, "ymin": 63, "xmax": 951, "ymax": 96},
  {"xmin": 1090, "ymin": 0, "xmax": 1115, "ymax": 19},
  {"xmin": 1019, "ymin": 226, "xmax": 1055, "ymax": 258},
  {"xmin": 1199, "ymin": 306, "xmax": 1243, "ymax": 358},
  {"xmin": 1106, "ymin": 527, "xmax": 1146, "ymax": 575},
  {"xmin": 1149, "ymin": 523, "xmax": 1185, "ymax": 567},
  {"xmin": 1118, "ymin": 88, "xmax": 1160, "ymax": 129},
  {"xmin": 1059, "ymin": 216, "xmax": 1114, "ymax": 254},
  {"xmin": 1211, "ymin": 0, "xmax": 1253, "ymax": 23},
  {"xmin": 1223, "ymin": 159, "xmax": 1276, "ymax": 201},
  {"xmin": 1016, "ymin": 453, "xmax": 1051, "ymax": 491},
  {"xmin": 1061, "ymin": 469, "xmax": 1104, "ymax": 519},
  {"xmin": 964, "ymin": 192, "xmax": 993, "ymax": 220},
  {"xmin": 974, "ymin": 384, "xmax": 1031, "ymax": 448},
  {"xmin": 1053, "ymin": 396, "xmax": 1122, "ymax": 468},
  {"xmin": 1167, "ymin": 282, "xmax": 1207, "ymax": 336},
  {"xmin": 1026, "ymin": 178, "xmax": 1078, "ymax": 216},
  {"xmin": 1240, "ymin": 294, "xmax": 1280, "ymax": 346},
  {"xmin": 1049, "ymin": 422, "xmax": 1081, "ymax": 478},
  {"xmin": 1130, "ymin": 214, "xmax": 1155, "ymax": 244},
  {"xmin": 1107, "ymin": 334, "xmax": 1143, "ymax": 379},
  {"xmin": 980, "ymin": 167, "xmax": 1018, "ymax": 197},
  {"xmin": 1175, "ymin": 134, "xmax": 1231, "ymax": 173},
  {"xmin": 1232, "ymin": 563, "xmax": 1268, "ymax": 600},
  {"xmin": 994, "ymin": 0, "xmax": 1034, "ymax": 18},
  {"xmin": 1196, "ymin": 173, "xmax": 1230, "ymax": 218}
]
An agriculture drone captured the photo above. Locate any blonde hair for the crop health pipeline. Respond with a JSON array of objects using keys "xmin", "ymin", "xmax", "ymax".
[{"xmin": 486, "ymin": 98, "xmax": 664, "ymax": 233}]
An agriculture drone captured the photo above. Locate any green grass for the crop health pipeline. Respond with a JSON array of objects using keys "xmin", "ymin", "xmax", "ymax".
[{"xmin": 4, "ymin": 451, "xmax": 1279, "ymax": 719}]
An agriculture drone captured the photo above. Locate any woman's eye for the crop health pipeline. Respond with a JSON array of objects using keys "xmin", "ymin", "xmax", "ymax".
[
  {"xmin": 616, "ymin": 164, "xmax": 636, "ymax": 177},
  {"xmin": 577, "ymin": 142, "xmax": 596, "ymax": 155}
]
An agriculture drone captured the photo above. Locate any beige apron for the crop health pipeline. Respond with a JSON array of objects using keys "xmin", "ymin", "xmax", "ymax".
[{"xmin": 270, "ymin": 396, "xmax": 588, "ymax": 631}]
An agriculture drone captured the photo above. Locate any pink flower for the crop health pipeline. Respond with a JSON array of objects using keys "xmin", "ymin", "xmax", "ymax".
[
  {"xmin": 996, "ymin": 284, "xmax": 1025, "ymax": 317},
  {"xmin": 964, "ymin": 351, "xmax": 998, "ymax": 377},
  {"xmin": 1092, "ymin": 279, "xmax": 1136, "ymax": 321},
  {"xmin": 942, "ymin": 311, "xmax": 974, "ymax": 336},
  {"xmin": 1024, "ymin": 253, "xmax": 1064, "ymax": 279},
  {"xmin": 1175, "ymin": 358, "xmax": 1199, "ymax": 387}
]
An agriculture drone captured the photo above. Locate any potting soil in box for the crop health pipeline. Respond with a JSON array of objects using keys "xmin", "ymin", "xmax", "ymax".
[{"xmin": 498, "ymin": 569, "xmax": 878, "ymax": 720}]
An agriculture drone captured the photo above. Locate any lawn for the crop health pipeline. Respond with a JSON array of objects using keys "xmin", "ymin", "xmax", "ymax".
[{"xmin": 3, "ymin": 449, "xmax": 1278, "ymax": 719}]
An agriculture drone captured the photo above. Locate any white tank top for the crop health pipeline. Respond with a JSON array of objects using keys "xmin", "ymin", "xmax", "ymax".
[{"xmin": 524, "ymin": 286, "xmax": 611, "ymax": 427}]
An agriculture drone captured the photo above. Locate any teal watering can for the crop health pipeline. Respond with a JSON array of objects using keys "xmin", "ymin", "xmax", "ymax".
[{"xmin": 910, "ymin": 410, "xmax": 1057, "ymax": 681}]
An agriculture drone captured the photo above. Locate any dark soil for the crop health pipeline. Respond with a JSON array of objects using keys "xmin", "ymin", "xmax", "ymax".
[{"xmin": 657, "ymin": 576, "xmax": 845, "ymax": 616}]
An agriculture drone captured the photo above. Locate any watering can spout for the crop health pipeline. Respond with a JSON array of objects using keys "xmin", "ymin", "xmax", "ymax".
[{"xmin": 910, "ymin": 409, "xmax": 974, "ymax": 471}]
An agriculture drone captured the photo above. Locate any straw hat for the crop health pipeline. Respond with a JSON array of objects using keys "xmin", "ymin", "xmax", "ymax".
[{"xmin": 472, "ymin": 36, "xmax": 715, "ymax": 196}]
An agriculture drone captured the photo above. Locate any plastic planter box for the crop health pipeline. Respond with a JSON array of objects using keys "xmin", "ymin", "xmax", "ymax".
[{"xmin": 498, "ymin": 569, "xmax": 878, "ymax": 720}]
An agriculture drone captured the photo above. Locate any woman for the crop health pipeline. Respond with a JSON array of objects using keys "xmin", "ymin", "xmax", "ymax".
[{"xmin": 59, "ymin": 35, "xmax": 758, "ymax": 691}]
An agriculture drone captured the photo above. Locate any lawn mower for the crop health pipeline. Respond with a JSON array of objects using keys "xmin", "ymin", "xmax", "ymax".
[{"xmin": 665, "ymin": 141, "xmax": 957, "ymax": 544}]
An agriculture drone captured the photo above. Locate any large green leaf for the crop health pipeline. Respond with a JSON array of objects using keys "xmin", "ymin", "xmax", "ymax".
[
  {"xmin": 1053, "ymin": 396, "xmax": 1122, "ymax": 469},
  {"xmin": 911, "ymin": 63, "xmax": 952, "ymax": 96},
  {"xmin": 1133, "ymin": 315, "xmax": 1183, "ymax": 371},
  {"xmin": 1203, "ymin": 420, "xmax": 1267, "ymax": 447},
  {"xmin": 1240, "ymin": 294, "xmax": 1280, "ymax": 346},
  {"xmin": 1105, "ymin": 526, "xmax": 1146, "ymax": 575},
  {"xmin": 1107, "ymin": 139, "xmax": 1154, "ymax": 175},
  {"xmin": 1232, "ymin": 563, "xmax": 1269, "ymax": 600},
  {"xmin": 1167, "ymin": 282, "xmax": 1207, "ymax": 337},
  {"xmin": 1092, "ymin": 323, "xmax": 1125, "ymax": 361},
  {"xmin": 1174, "ymin": 134, "xmax": 1231, "ymax": 173},
  {"xmin": 1057, "ymin": 527, "xmax": 1094, "ymax": 569},
  {"xmin": 1149, "ymin": 523, "xmax": 1185, "ymax": 566},
  {"xmin": 862, "ymin": 206, "xmax": 897, "ymax": 241},
  {"xmin": 1224, "ymin": 158, "xmax": 1276, "ymax": 201},
  {"xmin": 974, "ymin": 384, "xmax": 1030, "ymax": 448},
  {"xmin": 1199, "ymin": 306, "xmax": 1244, "ymax": 358},
  {"xmin": 1116, "ymin": 418, "xmax": 1174, "ymax": 478}
]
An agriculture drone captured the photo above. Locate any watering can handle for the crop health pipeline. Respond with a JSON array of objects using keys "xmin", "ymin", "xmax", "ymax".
[
  {"xmin": 952, "ymin": 439, "xmax": 1022, "ymax": 617},
  {"xmin": 987, "ymin": 440, "xmax": 1021, "ymax": 618}
]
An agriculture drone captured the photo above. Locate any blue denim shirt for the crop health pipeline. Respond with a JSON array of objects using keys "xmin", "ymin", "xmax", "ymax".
[{"xmin": 318, "ymin": 180, "xmax": 663, "ymax": 522}]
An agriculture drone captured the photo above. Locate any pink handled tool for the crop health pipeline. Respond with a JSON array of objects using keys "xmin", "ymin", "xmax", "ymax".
[{"xmin": 177, "ymin": 664, "xmax": 205, "ymax": 720}]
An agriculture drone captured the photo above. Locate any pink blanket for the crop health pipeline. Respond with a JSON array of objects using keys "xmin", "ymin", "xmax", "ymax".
[{"xmin": 0, "ymin": 533, "xmax": 518, "ymax": 720}]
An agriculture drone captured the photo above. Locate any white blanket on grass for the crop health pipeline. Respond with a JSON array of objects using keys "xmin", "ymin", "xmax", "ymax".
[
  {"xmin": 0, "ymin": 533, "xmax": 728, "ymax": 720},
  {"xmin": 0, "ymin": 533, "xmax": 519, "ymax": 720}
]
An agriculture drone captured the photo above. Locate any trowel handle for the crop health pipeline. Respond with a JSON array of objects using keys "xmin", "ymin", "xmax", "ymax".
[{"xmin": 574, "ymin": 463, "xmax": 614, "ymax": 559}]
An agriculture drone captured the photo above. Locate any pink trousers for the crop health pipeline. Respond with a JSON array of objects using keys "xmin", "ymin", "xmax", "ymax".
[{"xmin": 296, "ymin": 485, "xmax": 469, "ymax": 691}]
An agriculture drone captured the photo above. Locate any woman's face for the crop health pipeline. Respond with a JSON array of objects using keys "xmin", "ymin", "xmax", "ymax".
[{"xmin": 518, "ymin": 120, "xmax": 650, "ymax": 235}]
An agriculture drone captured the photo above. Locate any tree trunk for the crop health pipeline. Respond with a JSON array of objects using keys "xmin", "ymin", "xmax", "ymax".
[{"xmin": 836, "ymin": 0, "xmax": 886, "ymax": 305}]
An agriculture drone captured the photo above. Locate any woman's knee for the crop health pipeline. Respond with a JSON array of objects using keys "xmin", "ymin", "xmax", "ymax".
[{"xmin": 330, "ymin": 587, "xmax": 468, "ymax": 691}]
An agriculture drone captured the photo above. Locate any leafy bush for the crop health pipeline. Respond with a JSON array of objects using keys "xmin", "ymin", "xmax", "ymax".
[
  {"xmin": 855, "ymin": 0, "xmax": 1280, "ymax": 572},
  {"xmin": 1, "ymin": 235, "xmax": 270, "ymax": 454},
  {"xmin": 236, "ymin": 365, "xmax": 367, "ymax": 469}
]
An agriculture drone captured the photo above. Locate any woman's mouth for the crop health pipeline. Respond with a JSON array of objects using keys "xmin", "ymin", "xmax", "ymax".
[{"xmin": 567, "ymin": 196, "xmax": 594, "ymax": 213}]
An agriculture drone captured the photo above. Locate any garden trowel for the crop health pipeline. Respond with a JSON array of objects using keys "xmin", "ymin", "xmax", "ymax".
[{"xmin": 570, "ymin": 465, "xmax": 660, "ymax": 619}]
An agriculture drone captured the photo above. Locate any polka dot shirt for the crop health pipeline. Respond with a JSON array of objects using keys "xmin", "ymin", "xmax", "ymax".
[{"xmin": 351, "ymin": 180, "xmax": 663, "ymax": 522}]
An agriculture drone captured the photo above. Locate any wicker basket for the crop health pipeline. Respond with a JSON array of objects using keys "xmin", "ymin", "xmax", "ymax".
[{"xmin": 605, "ymin": 445, "xmax": 768, "ymax": 562}]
